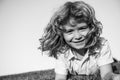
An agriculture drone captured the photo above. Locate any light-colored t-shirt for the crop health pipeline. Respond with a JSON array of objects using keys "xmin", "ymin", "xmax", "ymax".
[{"xmin": 55, "ymin": 38, "xmax": 114, "ymax": 75}]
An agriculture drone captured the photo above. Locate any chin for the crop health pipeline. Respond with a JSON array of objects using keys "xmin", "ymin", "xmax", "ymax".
[
  {"xmin": 67, "ymin": 42, "xmax": 86, "ymax": 50},
  {"xmin": 71, "ymin": 45, "xmax": 85, "ymax": 50},
  {"xmin": 74, "ymin": 46, "xmax": 85, "ymax": 49}
]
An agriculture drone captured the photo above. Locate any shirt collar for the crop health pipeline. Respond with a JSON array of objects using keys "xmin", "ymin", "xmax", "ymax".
[{"xmin": 65, "ymin": 49, "xmax": 89, "ymax": 61}]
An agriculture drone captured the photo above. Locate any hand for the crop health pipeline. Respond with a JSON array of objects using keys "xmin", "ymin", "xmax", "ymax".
[{"xmin": 112, "ymin": 73, "xmax": 120, "ymax": 80}]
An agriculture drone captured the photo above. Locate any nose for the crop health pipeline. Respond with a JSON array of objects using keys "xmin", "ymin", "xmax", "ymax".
[{"xmin": 74, "ymin": 31, "xmax": 82, "ymax": 40}]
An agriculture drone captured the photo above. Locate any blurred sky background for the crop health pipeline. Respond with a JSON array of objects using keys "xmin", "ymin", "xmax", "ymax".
[{"xmin": 0, "ymin": 0, "xmax": 120, "ymax": 76}]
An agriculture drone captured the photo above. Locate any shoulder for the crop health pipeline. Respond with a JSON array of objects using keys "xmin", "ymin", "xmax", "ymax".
[
  {"xmin": 55, "ymin": 49, "xmax": 70, "ymax": 75},
  {"xmin": 95, "ymin": 37, "xmax": 112, "ymax": 58},
  {"xmin": 97, "ymin": 37, "xmax": 114, "ymax": 66},
  {"xmin": 90, "ymin": 37, "xmax": 109, "ymax": 56},
  {"xmin": 100, "ymin": 37, "xmax": 109, "ymax": 46},
  {"xmin": 99, "ymin": 37, "xmax": 111, "ymax": 53},
  {"xmin": 95, "ymin": 37, "xmax": 110, "ymax": 52}
]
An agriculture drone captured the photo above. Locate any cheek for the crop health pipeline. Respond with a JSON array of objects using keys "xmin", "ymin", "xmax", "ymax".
[
  {"xmin": 82, "ymin": 29, "xmax": 90, "ymax": 36},
  {"xmin": 63, "ymin": 34, "xmax": 73, "ymax": 42},
  {"xmin": 83, "ymin": 30, "xmax": 91, "ymax": 40},
  {"xmin": 82, "ymin": 32, "xmax": 88, "ymax": 36}
]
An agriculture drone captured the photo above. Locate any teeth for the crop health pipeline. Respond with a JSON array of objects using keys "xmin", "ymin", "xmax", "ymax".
[{"xmin": 74, "ymin": 40, "xmax": 84, "ymax": 43}]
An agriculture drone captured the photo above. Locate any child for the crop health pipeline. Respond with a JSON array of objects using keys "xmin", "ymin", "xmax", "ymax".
[{"xmin": 39, "ymin": 1, "xmax": 120, "ymax": 80}]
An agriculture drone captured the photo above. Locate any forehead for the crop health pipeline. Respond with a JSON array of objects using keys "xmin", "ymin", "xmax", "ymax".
[{"xmin": 63, "ymin": 22, "xmax": 87, "ymax": 30}]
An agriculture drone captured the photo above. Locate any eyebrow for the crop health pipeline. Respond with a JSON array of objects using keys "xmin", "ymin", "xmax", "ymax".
[{"xmin": 63, "ymin": 23, "xmax": 88, "ymax": 30}]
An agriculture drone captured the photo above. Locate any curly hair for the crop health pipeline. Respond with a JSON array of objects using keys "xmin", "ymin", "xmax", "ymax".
[{"xmin": 39, "ymin": 1, "xmax": 103, "ymax": 58}]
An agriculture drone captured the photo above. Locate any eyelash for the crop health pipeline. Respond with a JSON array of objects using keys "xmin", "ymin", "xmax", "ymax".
[
  {"xmin": 78, "ymin": 27, "xmax": 88, "ymax": 30},
  {"xmin": 66, "ymin": 30, "xmax": 73, "ymax": 33}
]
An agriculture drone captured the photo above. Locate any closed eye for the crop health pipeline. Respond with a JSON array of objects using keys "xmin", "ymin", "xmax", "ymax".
[
  {"xmin": 65, "ymin": 29, "xmax": 74, "ymax": 33},
  {"xmin": 78, "ymin": 26, "xmax": 88, "ymax": 30}
]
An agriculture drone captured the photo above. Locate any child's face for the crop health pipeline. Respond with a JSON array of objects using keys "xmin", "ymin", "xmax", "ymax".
[{"xmin": 63, "ymin": 22, "xmax": 90, "ymax": 50}]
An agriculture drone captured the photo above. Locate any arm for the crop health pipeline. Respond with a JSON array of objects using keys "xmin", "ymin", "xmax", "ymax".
[
  {"xmin": 97, "ymin": 39, "xmax": 114, "ymax": 79},
  {"xmin": 100, "ymin": 63, "xmax": 120, "ymax": 80},
  {"xmin": 98, "ymin": 39, "xmax": 120, "ymax": 80},
  {"xmin": 100, "ymin": 63, "xmax": 113, "ymax": 80},
  {"xmin": 55, "ymin": 55, "xmax": 68, "ymax": 80},
  {"xmin": 55, "ymin": 73, "xmax": 67, "ymax": 80}
]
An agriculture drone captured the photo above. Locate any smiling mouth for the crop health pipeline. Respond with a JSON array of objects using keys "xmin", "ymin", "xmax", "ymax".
[{"xmin": 73, "ymin": 39, "xmax": 85, "ymax": 43}]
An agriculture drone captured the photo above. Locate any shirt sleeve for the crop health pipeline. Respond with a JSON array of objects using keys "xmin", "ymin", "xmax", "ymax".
[
  {"xmin": 97, "ymin": 40, "xmax": 114, "ymax": 66},
  {"xmin": 54, "ymin": 55, "xmax": 68, "ymax": 75}
]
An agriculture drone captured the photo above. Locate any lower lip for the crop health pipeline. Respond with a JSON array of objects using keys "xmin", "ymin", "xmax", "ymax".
[
  {"xmin": 72, "ymin": 40, "xmax": 85, "ymax": 48},
  {"xmin": 74, "ymin": 39, "xmax": 85, "ymax": 43}
]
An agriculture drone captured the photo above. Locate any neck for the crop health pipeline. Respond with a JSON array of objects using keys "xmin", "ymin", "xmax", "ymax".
[{"xmin": 72, "ymin": 48, "xmax": 88, "ymax": 56}]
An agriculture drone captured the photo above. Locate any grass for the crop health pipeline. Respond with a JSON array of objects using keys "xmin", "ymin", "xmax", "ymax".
[
  {"xmin": 0, "ymin": 69, "xmax": 55, "ymax": 80},
  {"xmin": 0, "ymin": 61, "xmax": 120, "ymax": 80}
]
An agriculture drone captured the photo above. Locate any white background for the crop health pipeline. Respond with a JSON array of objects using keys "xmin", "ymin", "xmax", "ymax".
[{"xmin": 0, "ymin": 0, "xmax": 120, "ymax": 76}]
